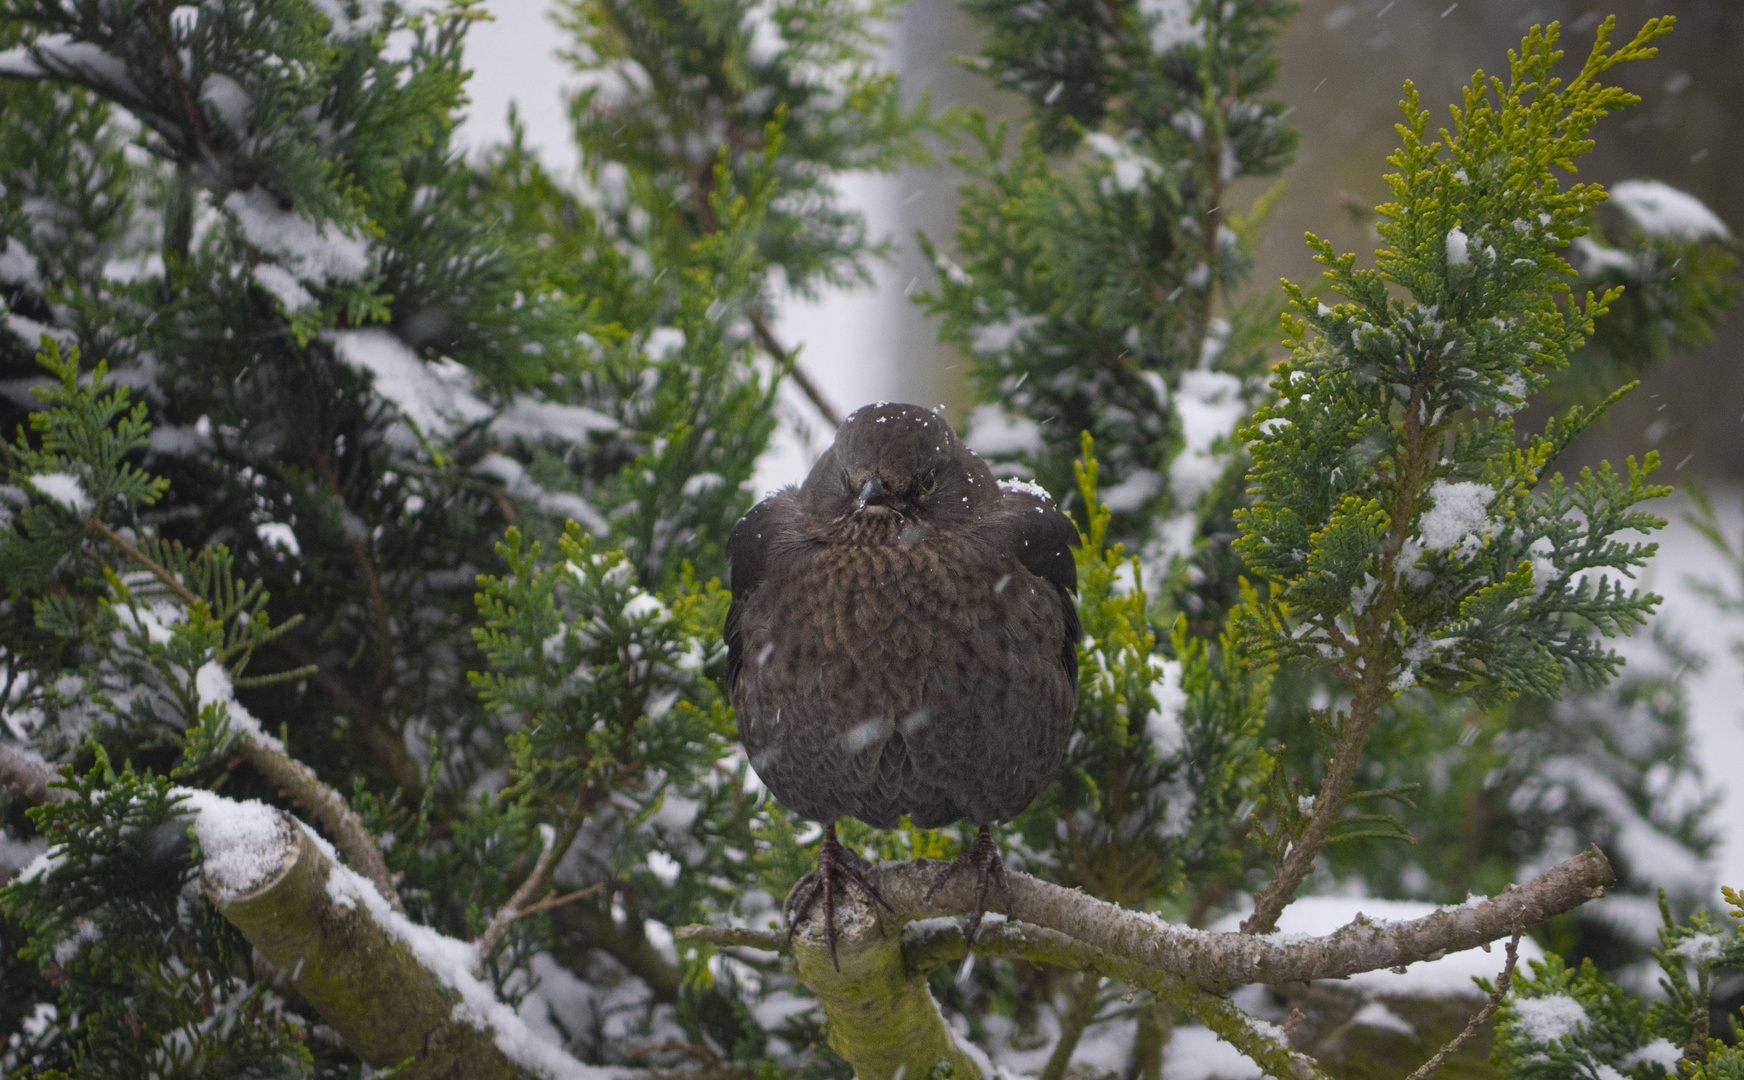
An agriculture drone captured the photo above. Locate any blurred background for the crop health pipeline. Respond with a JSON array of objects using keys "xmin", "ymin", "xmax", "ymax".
[{"xmin": 458, "ymin": 0, "xmax": 1744, "ymax": 885}]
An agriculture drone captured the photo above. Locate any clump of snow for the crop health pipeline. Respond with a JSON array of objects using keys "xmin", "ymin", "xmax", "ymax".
[
  {"xmin": 998, "ymin": 477, "xmax": 1054, "ymax": 502},
  {"xmin": 256, "ymin": 521, "xmax": 300, "ymax": 556},
  {"xmin": 1512, "ymin": 993, "xmax": 1588, "ymax": 1045},
  {"xmin": 1139, "ymin": 0, "xmax": 1204, "ymax": 54},
  {"xmin": 199, "ymin": 74, "xmax": 252, "ymax": 133},
  {"xmin": 740, "ymin": 0, "xmax": 785, "ymax": 65},
  {"xmin": 1572, "ymin": 236, "xmax": 1639, "ymax": 277},
  {"xmin": 0, "ymin": 237, "xmax": 42, "ymax": 290},
  {"xmin": 644, "ymin": 326, "xmax": 686, "ymax": 358},
  {"xmin": 646, "ymin": 849, "xmax": 682, "ymax": 886},
  {"xmin": 1172, "ymin": 370, "xmax": 1245, "ymax": 507},
  {"xmin": 1100, "ymin": 468, "xmax": 1164, "ymax": 511},
  {"xmin": 1351, "ymin": 1001, "xmax": 1415, "ymax": 1037},
  {"xmin": 1623, "ymin": 1039, "xmax": 1682, "ymax": 1070},
  {"xmin": 27, "ymin": 472, "xmax": 92, "ymax": 515},
  {"xmin": 1495, "ymin": 371, "xmax": 1529, "ymax": 416},
  {"xmin": 476, "ymin": 453, "xmax": 609, "ymax": 535},
  {"xmin": 1086, "ymin": 133, "xmax": 1163, "ymax": 193},
  {"xmin": 1419, "ymin": 479, "xmax": 1495, "ymax": 552},
  {"xmin": 1446, "ymin": 227, "xmax": 1470, "ymax": 266},
  {"xmin": 969, "ymin": 313, "xmax": 1044, "ymax": 358},
  {"xmin": 224, "ymin": 188, "xmax": 371, "ymax": 299},
  {"xmin": 0, "ymin": 36, "xmax": 142, "ymax": 98},
  {"xmin": 328, "ymin": 328, "xmax": 492, "ymax": 437},
  {"xmin": 309, "ymin": 0, "xmax": 385, "ymax": 38},
  {"xmin": 621, "ymin": 590, "xmax": 668, "ymax": 622},
  {"xmin": 1147, "ymin": 657, "xmax": 1186, "ymax": 757},
  {"xmin": 1209, "ymin": 896, "xmax": 1546, "ymax": 997},
  {"xmin": 492, "ymin": 397, "xmax": 618, "ymax": 444},
  {"xmin": 194, "ymin": 661, "xmax": 280, "ymax": 749},
  {"xmin": 1670, "ymin": 930, "xmax": 1728, "ymax": 964},
  {"xmin": 681, "ymin": 472, "xmax": 725, "ymax": 496},
  {"xmin": 176, "ymin": 788, "xmax": 292, "ymax": 898},
  {"xmin": 1609, "ymin": 180, "xmax": 1731, "ymax": 241}
]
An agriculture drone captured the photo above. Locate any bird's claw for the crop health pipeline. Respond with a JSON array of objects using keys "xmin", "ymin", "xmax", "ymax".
[
  {"xmin": 925, "ymin": 824, "xmax": 1013, "ymax": 947},
  {"xmin": 784, "ymin": 824, "xmax": 891, "ymax": 972}
]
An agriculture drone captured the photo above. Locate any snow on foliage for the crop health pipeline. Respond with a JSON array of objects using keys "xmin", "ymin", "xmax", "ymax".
[
  {"xmin": 26, "ymin": 472, "xmax": 91, "ymax": 514},
  {"xmin": 328, "ymin": 328, "xmax": 492, "ymax": 436},
  {"xmin": 1418, "ymin": 479, "xmax": 1495, "ymax": 552},
  {"xmin": 1139, "ymin": 0, "xmax": 1204, "ymax": 54},
  {"xmin": 1608, "ymin": 180, "xmax": 1730, "ymax": 241},
  {"xmin": 224, "ymin": 188, "xmax": 371, "ymax": 295},
  {"xmin": 1509, "ymin": 992, "xmax": 1589, "ymax": 1046}
]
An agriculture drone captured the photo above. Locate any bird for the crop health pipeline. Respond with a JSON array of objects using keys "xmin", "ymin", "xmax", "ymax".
[{"xmin": 724, "ymin": 402, "xmax": 1081, "ymax": 964}]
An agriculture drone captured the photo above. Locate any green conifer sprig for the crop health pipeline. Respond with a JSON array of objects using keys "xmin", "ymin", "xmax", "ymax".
[
  {"xmin": 1491, "ymin": 891, "xmax": 1744, "ymax": 1079},
  {"xmin": 922, "ymin": 0, "xmax": 1297, "ymax": 621},
  {"xmin": 1235, "ymin": 17, "xmax": 1674, "ymax": 705},
  {"xmin": 559, "ymin": 0, "xmax": 931, "ymax": 297},
  {"xmin": 1009, "ymin": 434, "xmax": 1271, "ymax": 907}
]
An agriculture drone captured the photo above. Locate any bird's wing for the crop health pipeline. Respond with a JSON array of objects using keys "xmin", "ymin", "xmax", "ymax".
[
  {"xmin": 724, "ymin": 493, "xmax": 793, "ymax": 693},
  {"xmin": 992, "ymin": 489, "xmax": 1083, "ymax": 679}
]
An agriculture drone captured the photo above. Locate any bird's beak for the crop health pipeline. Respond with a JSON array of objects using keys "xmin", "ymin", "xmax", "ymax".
[{"xmin": 858, "ymin": 475, "xmax": 886, "ymax": 508}]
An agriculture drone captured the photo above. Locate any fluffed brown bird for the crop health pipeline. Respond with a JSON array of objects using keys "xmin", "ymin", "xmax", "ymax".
[{"xmin": 724, "ymin": 403, "xmax": 1080, "ymax": 963}]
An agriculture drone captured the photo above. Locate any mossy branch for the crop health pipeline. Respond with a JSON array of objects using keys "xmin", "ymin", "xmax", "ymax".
[
  {"xmin": 210, "ymin": 812, "xmax": 556, "ymax": 1080},
  {"xmin": 678, "ymin": 846, "xmax": 1613, "ymax": 1080}
]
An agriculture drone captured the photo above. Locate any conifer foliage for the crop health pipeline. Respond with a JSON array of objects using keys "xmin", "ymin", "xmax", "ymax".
[{"xmin": 0, "ymin": 2, "xmax": 1738, "ymax": 1079}]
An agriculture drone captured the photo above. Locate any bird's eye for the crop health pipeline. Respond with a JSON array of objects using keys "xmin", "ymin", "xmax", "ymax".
[{"xmin": 920, "ymin": 470, "xmax": 937, "ymax": 495}]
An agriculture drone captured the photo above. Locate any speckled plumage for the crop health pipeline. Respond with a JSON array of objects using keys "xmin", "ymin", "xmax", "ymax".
[{"xmin": 725, "ymin": 403, "xmax": 1080, "ymax": 831}]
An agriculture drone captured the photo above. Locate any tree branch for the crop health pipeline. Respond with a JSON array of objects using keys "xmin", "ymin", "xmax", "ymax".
[
  {"xmin": 677, "ymin": 847, "xmax": 1612, "ymax": 1080},
  {"xmin": 473, "ymin": 806, "xmax": 590, "ymax": 974},
  {"xmin": 747, "ymin": 310, "xmax": 843, "ymax": 428},
  {"xmin": 554, "ymin": 898, "xmax": 685, "ymax": 1004},
  {"xmin": 1243, "ymin": 685, "xmax": 1385, "ymax": 935},
  {"xmin": 1404, "ymin": 932, "xmax": 1522, "ymax": 1080},
  {"xmin": 80, "ymin": 516, "xmax": 405, "ymax": 911},
  {"xmin": 232, "ymin": 734, "xmax": 404, "ymax": 914},
  {"xmin": 1040, "ymin": 970, "xmax": 1103, "ymax": 1080},
  {"xmin": 211, "ymin": 811, "xmax": 561, "ymax": 1080}
]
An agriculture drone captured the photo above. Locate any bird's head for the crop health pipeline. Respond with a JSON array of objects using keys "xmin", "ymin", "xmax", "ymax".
[{"xmin": 799, "ymin": 403, "xmax": 995, "ymax": 535}]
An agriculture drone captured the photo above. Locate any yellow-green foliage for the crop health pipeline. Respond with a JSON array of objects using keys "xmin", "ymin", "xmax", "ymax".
[{"xmin": 1234, "ymin": 17, "xmax": 1674, "ymax": 707}]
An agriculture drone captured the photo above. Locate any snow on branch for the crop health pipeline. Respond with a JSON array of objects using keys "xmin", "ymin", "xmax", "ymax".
[{"xmin": 199, "ymin": 799, "xmax": 610, "ymax": 1080}]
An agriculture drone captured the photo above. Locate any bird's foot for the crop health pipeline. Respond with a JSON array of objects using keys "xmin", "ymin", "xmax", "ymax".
[
  {"xmin": 785, "ymin": 823, "xmax": 893, "ymax": 972},
  {"xmin": 924, "ymin": 824, "xmax": 1013, "ymax": 946}
]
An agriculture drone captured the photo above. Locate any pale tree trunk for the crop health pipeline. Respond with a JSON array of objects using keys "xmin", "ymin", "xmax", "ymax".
[{"xmin": 213, "ymin": 817, "xmax": 543, "ymax": 1080}]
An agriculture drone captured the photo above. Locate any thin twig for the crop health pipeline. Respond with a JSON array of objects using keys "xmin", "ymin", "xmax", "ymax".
[
  {"xmin": 89, "ymin": 521, "xmax": 200, "ymax": 607},
  {"xmin": 1403, "ymin": 931, "xmax": 1523, "ymax": 1080},
  {"xmin": 473, "ymin": 806, "xmax": 589, "ymax": 973},
  {"xmin": 1039, "ymin": 970, "xmax": 1104, "ymax": 1080},
  {"xmin": 515, "ymin": 883, "xmax": 604, "ymax": 920},
  {"xmin": 747, "ymin": 310, "xmax": 843, "ymax": 428},
  {"xmin": 1242, "ymin": 688, "xmax": 1384, "ymax": 934}
]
